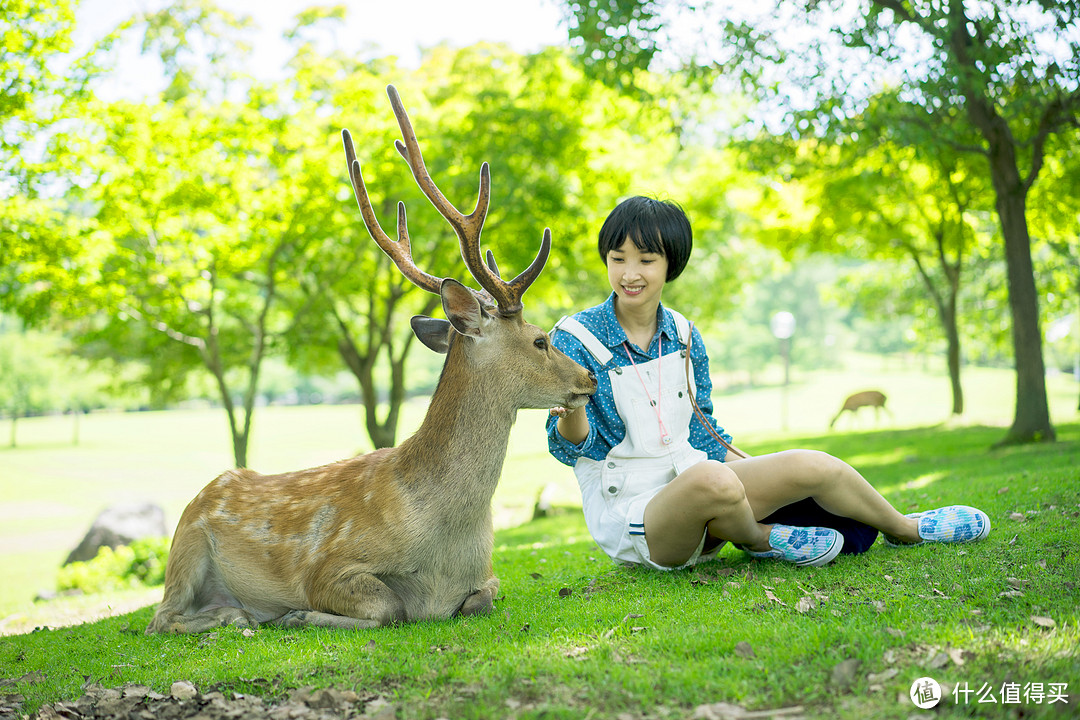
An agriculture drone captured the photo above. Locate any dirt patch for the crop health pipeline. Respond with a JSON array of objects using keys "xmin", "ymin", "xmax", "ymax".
[
  {"xmin": 0, "ymin": 589, "xmax": 162, "ymax": 637},
  {"xmin": 1, "ymin": 680, "xmax": 396, "ymax": 720}
]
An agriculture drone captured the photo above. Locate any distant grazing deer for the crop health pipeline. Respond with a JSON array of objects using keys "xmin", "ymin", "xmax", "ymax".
[
  {"xmin": 829, "ymin": 390, "xmax": 890, "ymax": 430},
  {"xmin": 146, "ymin": 86, "xmax": 597, "ymax": 634}
]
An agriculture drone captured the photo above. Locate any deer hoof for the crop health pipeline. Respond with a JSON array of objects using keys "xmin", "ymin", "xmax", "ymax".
[
  {"xmin": 277, "ymin": 610, "xmax": 313, "ymax": 627},
  {"xmin": 458, "ymin": 588, "xmax": 495, "ymax": 617}
]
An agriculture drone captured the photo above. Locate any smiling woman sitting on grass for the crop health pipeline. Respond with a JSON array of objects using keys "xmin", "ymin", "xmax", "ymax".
[{"xmin": 546, "ymin": 196, "xmax": 990, "ymax": 570}]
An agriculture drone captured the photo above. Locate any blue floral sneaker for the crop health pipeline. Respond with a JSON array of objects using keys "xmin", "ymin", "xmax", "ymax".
[
  {"xmin": 883, "ymin": 505, "xmax": 991, "ymax": 547},
  {"xmin": 739, "ymin": 524, "xmax": 844, "ymax": 567}
]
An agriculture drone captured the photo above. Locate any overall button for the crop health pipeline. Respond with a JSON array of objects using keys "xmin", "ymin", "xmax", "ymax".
[
  {"xmin": 608, "ymin": 486, "xmax": 618, "ymax": 494},
  {"xmin": 607, "ymin": 461, "xmax": 616, "ymax": 469}
]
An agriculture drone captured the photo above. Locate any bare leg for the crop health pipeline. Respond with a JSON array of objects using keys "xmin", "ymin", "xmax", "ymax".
[
  {"xmin": 726, "ymin": 450, "xmax": 919, "ymax": 542},
  {"xmin": 643, "ymin": 451, "xmax": 920, "ymax": 567},
  {"xmin": 643, "ymin": 461, "xmax": 772, "ymax": 567}
]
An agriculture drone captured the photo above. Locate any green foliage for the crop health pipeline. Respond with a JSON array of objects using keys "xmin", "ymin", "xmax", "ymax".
[
  {"xmin": 562, "ymin": 0, "xmax": 663, "ymax": 90},
  {"xmin": 0, "ymin": 0, "xmax": 76, "ymax": 141},
  {"xmin": 56, "ymin": 537, "xmax": 171, "ymax": 594}
]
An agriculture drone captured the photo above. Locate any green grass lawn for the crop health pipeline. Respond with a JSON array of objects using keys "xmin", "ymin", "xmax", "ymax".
[{"xmin": 0, "ymin": 357, "xmax": 1077, "ymax": 718}]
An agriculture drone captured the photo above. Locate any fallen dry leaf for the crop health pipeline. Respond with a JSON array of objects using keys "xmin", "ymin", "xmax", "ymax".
[
  {"xmin": 1009, "ymin": 512, "xmax": 1025, "ymax": 522},
  {"xmin": 1031, "ymin": 615, "xmax": 1056, "ymax": 628},
  {"xmin": 764, "ymin": 589, "xmax": 787, "ymax": 607},
  {"xmin": 734, "ymin": 641, "xmax": 756, "ymax": 659},
  {"xmin": 794, "ymin": 596, "xmax": 817, "ymax": 613}
]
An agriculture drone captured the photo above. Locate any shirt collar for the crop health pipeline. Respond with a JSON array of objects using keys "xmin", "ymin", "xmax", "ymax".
[{"xmin": 597, "ymin": 292, "xmax": 679, "ymax": 351}]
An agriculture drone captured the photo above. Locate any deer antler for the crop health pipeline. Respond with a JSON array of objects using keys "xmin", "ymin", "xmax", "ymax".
[
  {"xmin": 343, "ymin": 85, "xmax": 549, "ymax": 316},
  {"xmin": 342, "ymin": 128, "xmax": 443, "ymax": 296}
]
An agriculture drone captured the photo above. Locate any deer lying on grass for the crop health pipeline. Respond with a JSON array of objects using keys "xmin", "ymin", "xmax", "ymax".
[
  {"xmin": 829, "ymin": 390, "xmax": 890, "ymax": 430},
  {"xmin": 146, "ymin": 86, "xmax": 597, "ymax": 634}
]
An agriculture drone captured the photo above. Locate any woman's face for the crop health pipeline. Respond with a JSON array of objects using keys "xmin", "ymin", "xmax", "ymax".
[{"xmin": 606, "ymin": 237, "xmax": 668, "ymax": 312}]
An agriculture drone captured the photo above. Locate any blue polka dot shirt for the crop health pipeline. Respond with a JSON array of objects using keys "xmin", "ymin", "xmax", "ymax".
[{"xmin": 545, "ymin": 293, "xmax": 734, "ymax": 466}]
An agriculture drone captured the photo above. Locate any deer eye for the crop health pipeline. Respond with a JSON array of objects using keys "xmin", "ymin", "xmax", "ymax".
[{"xmin": 534, "ymin": 337, "xmax": 548, "ymax": 351}]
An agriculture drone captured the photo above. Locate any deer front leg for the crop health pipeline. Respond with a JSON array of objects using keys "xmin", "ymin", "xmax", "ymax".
[
  {"xmin": 276, "ymin": 570, "xmax": 407, "ymax": 629},
  {"xmin": 458, "ymin": 575, "xmax": 500, "ymax": 617},
  {"xmin": 149, "ymin": 605, "xmax": 257, "ymax": 634}
]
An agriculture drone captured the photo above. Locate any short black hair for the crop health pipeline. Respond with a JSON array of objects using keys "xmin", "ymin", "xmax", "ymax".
[{"xmin": 597, "ymin": 196, "xmax": 692, "ymax": 281}]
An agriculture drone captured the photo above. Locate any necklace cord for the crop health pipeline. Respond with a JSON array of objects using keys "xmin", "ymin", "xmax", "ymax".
[{"xmin": 623, "ymin": 338, "xmax": 672, "ymax": 444}]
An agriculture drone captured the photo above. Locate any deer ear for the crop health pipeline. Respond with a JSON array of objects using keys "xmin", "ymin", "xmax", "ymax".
[
  {"xmin": 440, "ymin": 278, "xmax": 486, "ymax": 338},
  {"xmin": 410, "ymin": 316, "xmax": 452, "ymax": 354}
]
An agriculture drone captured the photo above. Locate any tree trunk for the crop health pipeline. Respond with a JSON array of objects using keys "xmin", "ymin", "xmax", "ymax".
[
  {"xmin": 946, "ymin": 3, "xmax": 1056, "ymax": 445},
  {"xmin": 990, "ymin": 160, "xmax": 1055, "ymax": 445},
  {"xmin": 338, "ymin": 334, "xmax": 397, "ymax": 449},
  {"xmin": 334, "ymin": 288, "xmax": 438, "ymax": 451},
  {"xmin": 943, "ymin": 298, "xmax": 964, "ymax": 416},
  {"xmin": 203, "ymin": 339, "xmax": 250, "ymax": 468},
  {"xmin": 907, "ymin": 233, "xmax": 964, "ymax": 417}
]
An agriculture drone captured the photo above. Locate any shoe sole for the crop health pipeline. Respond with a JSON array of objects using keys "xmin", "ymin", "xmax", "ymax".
[{"xmin": 796, "ymin": 532, "xmax": 844, "ymax": 567}]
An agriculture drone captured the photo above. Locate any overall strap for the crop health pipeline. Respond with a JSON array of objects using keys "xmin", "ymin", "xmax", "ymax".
[
  {"xmin": 552, "ymin": 316, "xmax": 613, "ymax": 366},
  {"xmin": 666, "ymin": 308, "xmax": 692, "ymax": 347}
]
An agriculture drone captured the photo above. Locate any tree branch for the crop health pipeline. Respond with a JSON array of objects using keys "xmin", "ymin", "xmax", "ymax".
[{"xmin": 1024, "ymin": 89, "xmax": 1080, "ymax": 192}]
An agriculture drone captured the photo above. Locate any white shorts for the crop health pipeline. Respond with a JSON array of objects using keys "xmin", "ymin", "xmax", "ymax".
[{"xmin": 579, "ymin": 464, "xmax": 724, "ymax": 571}]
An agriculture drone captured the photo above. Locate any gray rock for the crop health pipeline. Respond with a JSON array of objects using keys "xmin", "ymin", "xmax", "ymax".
[{"xmin": 64, "ymin": 503, "xmax": 166, "ymax": 565}]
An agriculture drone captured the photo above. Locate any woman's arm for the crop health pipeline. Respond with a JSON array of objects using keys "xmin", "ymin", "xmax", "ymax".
[{"xmin": 550, "ymin": 405, "xmax": 589, "ymax": 445}]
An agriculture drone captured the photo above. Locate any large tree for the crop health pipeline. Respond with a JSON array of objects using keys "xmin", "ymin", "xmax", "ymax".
[
  {"xmin": 14, "ymin": 0, "xmax": 339, "ymax": 467},
  {"xmin": 751, "ymin": 109, "xmax": 996, "ymax": 417},
  {"xmin": 562, "ymin": 0, "xmax": 1080, "ymax": 444}
]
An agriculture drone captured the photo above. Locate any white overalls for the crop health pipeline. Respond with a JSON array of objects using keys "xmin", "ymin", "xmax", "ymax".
[{"xmin": 553, "ymin": 310, "xmax": 718, "ymax": 569}]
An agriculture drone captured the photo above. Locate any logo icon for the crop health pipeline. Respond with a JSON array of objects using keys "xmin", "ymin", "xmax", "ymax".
[{"xmin": 910, "ymin": 676, "xmax": 942, "ymax": 709}]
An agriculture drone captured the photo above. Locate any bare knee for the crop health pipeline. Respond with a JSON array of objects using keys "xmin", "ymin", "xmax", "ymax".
[{"xmin": 689, "ymin": 461, "xmax": 746, "ymax": 508}]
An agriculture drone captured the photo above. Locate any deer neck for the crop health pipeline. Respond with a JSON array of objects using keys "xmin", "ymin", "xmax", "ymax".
[{"xmin": 397, "ymin": 338, "xmax": 516, "ymax": 502}]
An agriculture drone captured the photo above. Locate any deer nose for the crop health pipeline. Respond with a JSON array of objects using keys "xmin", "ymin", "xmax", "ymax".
[{"xmin": 588, "ymin": 371, "xmax": 597, "ymax": 387}]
